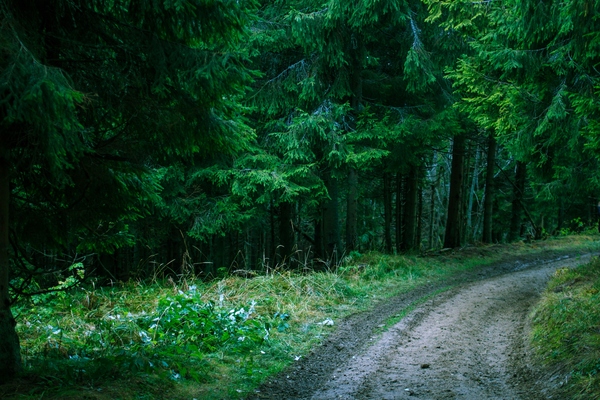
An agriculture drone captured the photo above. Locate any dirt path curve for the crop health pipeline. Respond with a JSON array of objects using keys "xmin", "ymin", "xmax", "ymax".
[{"xmin": 250, "ymin": 251, "xmax": 594, "ymax": 399}]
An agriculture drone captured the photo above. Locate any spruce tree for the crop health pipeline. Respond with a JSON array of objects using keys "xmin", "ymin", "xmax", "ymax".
[
  {"xmin": 427, "ymin": 0, "xmax": 600, "ymax": 238},
  {"xmin": 248, "ymin": 0, "xmax": 463, "ymax": 256},
  {"xmin": 0, "ymin": 0, "xmax": 256, "ymax": 379}
]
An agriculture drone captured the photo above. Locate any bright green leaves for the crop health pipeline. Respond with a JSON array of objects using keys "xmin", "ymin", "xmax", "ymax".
[
  {"xmin": 151, "ymin": 294, "xmax": 267, "ymax": 352},
  {"xmin": 257, "ymin": 103, "xmax": 350, "ymax": 202},
  {"xmin": 424, "ymin": 0, "xmax": 490, "ymax": 36}
]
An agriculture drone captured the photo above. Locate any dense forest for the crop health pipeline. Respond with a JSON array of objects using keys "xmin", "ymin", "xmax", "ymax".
[{"xmin": 1, "ymin": 0, "xmax": 600, "ymax": 381}]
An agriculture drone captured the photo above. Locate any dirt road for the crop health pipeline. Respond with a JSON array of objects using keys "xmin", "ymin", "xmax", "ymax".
[{"xmin": 250, "ymin": 252, "xmax": 591, "ymax": 399}]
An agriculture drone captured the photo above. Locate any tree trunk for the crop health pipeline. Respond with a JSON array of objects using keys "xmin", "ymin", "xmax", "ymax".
[
  {"xmin": 597, "ymin": 201, "xmax": 600, "ymax": 233},
  {"xmin": 482, "ymin": 134, "xmax": 496, "ymax": 243},
  {"xmin": 322, "ymin": 174, "xmax": 341, "ymax": 265},
  {"xmin": 244, "ymin": 228, "xmax": 252, "ymax": 270},
  {"xmin": 278, "ymin": 201, "xmax": 295, "ymax": 266},
  {"xmin": 346, "ymin": 168, "xmax": 358, "ymax": 253},
  {"xmin": 427, "ymin": 152, "xmax": 439, "ymax": 250},
  {"xmin": 315, "ymin": 219, "xmax": 324, "ymax": 262},
  {"xmin": 466, "ymin": 143, "xmax": 480, "ymax": 243},
  {"xmin": 395, "ymin": 174, "xmax": 404, "ymax": 253},
  {"xmin": 444, "ymin": 134, "xmax": 466, "ymax": 248},
  {"xmin": 215, "ymin": 236, "xmax": 226, "ymax": 276},
  {"xmin": 269, "ymin": 200, "xmax": 276, "ymax": 264},
  {"xmin": 402, "ymin": 165, "xmax": 419, "ymax": 251},
  {"xmin": 0, "ymin": 153, "xmax": 21, "ymax": 383},
  {"xmin": 428, "ymin": 184, "xmax": 436, "ymax": 249},
  {"xmin": 509, "ymin": 161, "xmax": 527, "ymax": 242},
  {"xmin": 556, "ymin": 197, "xmax": 565, "ymax": 234},
  {"xmin": 383, "ymin": 172, "xmax": 393, "ymax": 253},
  {"xmin": 416, "ymin": 185, "xmax": 423, "ymax": 251},
  {"xmin": 346, "ymin": 36, "xmax": 363, "ymax": 254}
]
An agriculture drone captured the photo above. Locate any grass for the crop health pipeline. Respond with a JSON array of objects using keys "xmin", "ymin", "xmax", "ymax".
[
  {"xmin": 2, "ymin": 234, "xmax": 599, "ymax": 399},
  {"xmin": 530, "ymin": 254, "xmax": 600, "ymax": 399}
]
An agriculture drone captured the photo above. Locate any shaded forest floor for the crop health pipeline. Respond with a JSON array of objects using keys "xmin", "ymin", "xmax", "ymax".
[{"xmin": 2, "ymin": 235, "xmax": 599, "ymax": 399}]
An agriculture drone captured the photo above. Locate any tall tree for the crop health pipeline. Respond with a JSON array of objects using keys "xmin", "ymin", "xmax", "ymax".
[
  {"xmin": 509, "ymin": 161, "xmax": 527, "ymax": 241},
  {"xmin": 383, "ymin": 171, "xmax": 394, "ymax": 253},
  {"xmin": 0, "ymin": 153, "xmax": 20, "ymax": 380},
  {"xmin": 346, "ymin": 168, "xmax": 359, "ymax": 252},
  {"xmin": 401, "ymin": 165, "xmax": 420, "ymax": 251},
  {"xmin": 444, "ymin": 133, "xmax": 466, "ymax": 248},
  {"xmin": 482, "ymin": 134, "xmax": 497, "ymax": 243},
  {"xmin": 0, "ymin": 0, "xmax": 256, "ymax": 379},
  {"xmin": 428, "ymin": 0, "xmax": 600, "ymax": 235}
]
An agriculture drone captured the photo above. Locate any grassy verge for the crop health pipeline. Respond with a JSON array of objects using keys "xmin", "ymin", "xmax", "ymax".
[
  {"xmin": 530, "ymin": 253, "xmax": 600, "ymax": 399},
  {"xmin": 2, "ymin": 235, "xmax": 599, "ymax": 399}
]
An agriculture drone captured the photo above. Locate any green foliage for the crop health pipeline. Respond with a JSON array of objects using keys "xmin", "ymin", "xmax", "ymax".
[
  {"xmin": 242, "ymin": 0, "xmax": 462, "ymax": 262},
  {"xmin": 16, "ymin": 283, "xmax": 272, "ymax": 387},
  {"xmin": 423, "ymin": 0, "xmax": 600, "ymax": 246},
  {"xmin": 148, "ymin": 289, "xmax": 268, "ymax": 353},
  {"xmin": 2, "ymin": 0, "xmax": 258, "ymax": 261}
]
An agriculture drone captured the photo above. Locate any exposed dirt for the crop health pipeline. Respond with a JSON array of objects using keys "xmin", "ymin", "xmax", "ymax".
[{"xmin": 248, "ymin": 250, "xmax": 594, "ymax": 399}]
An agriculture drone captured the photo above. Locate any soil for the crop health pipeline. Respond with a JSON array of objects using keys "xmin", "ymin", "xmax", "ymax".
[{"xmin": 248, "ymin": 249, "xmax": 594, "ymax": 399}]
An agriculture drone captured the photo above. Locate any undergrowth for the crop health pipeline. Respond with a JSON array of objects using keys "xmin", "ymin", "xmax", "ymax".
[
  {"xmin": 531, "ymin": 255, "xmax": 600, "ymax": 400},
  {"xmin": 2, "ymin": 235, "xmax": 599, "ymax": 399}
]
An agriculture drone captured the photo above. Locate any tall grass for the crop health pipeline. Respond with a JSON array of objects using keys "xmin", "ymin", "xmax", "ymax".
[
  {"xmin": 3, "ymin": 235, "xmax": 599, "ymax": 399},
  {"xmin": 531, "ymin": 256, "xmax": 600, "ymax": 400}
]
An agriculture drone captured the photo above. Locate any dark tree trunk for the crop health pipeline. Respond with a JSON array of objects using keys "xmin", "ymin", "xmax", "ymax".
[
  {"xmin": 482, "ymin": 134, "xmax": 496, "ymax": 243},
  {"xmin": 444, "ymin": 134, "xmax": 466, "ymax": 248},
  {"xmin": 395, "ymin": 174, "xmax": 404, "ymax": 253},
  {"xmin": 315, "ymin": 219, "xmax": 324, "ymax": 262},
  {"xmin": 402, "ymin": 165, "xmax": 419, "ymax": 251},
  {"xmin": 416, "ymin": 185, "xmax": 423, "ymax": 251},
  {"xmin": 428, "ymin": 184, "xmax": 436, "ymax": 250},
  {"xmin": 346, "ymin": 168, "xmax": 358, "ymax": 253},
  {"xmin": 215, "ymin": 236, "xmax": 226, "ymax": 276},
  {"xmin": 278, "ymin": 201, "xmax": 295, "ymax": 266},
  {"xmin": 244, "ymin": 228, "xmax": 251, "ymax": 270},
  {"xmin": 322, "ymin": 175, "xmax": 341, "ymax": 264},
  {"xmin": 383, "ymin": 172, "xmax": 393, "ymax": 253},
  {"xmin": 465, "ymin": 140, "xmax": 481, "ymax": 243},
  {"xmin": 557, "ymin": 197, "xmax": 565, "ymax": 234},
  {"xmin": 133, "ymin": 228, "xmax": 141, "ymax": 275},
  {"xmin": 0, "ymin": 153, "xmax": 21, "ymax": 383},
  {"xmin": 346, "ymin": 37, "xmax": 362, "ymax": 254},
  {"xmin": 270, "ymin": 200, "xmax": 276, "ymax": 264},
  {"xmin": 596, "ymin": 200, "xmax": 600, "ymax": 233},
  {"xmin": 462, "ymin": 141, "xmax": 472, "ymax": 244},
  {"xmin": 509, "ymin": 161, "xmax": 527, "ymax": 242}
]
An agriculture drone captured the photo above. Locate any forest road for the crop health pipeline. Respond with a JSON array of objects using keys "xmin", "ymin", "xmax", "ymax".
[{"xmin": 249, "ymin": 252, "xmax": 594, "ymax": 400}]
